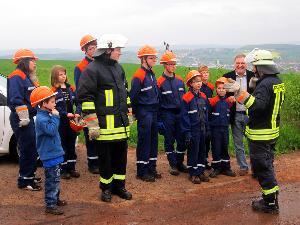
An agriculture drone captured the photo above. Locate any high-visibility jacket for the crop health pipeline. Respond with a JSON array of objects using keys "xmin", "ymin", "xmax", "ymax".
[
  {"xmin": 244, "ymin": 74, "xmax": 285, "ymax": 141},
  {"xmin": 157, "ymin": 73, "xmax": 185, "ymax": 110},
  {"xmin": 76, "ymin": 55, "xmax": 130, "ymax": 142}
]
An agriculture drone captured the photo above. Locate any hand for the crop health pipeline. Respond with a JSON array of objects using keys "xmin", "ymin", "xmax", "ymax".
[
  {"xmin": 223, "ymin": 78, "xmax": 240, "ymax": 93},
  {"xmin": 249, "ymin": 77, "xmax": 259, "ymax": 89},
  {"xmin": 157, "ymin": 122, "xmax": 166, "ymax": 135},
  {"xmin": 52, "ymin": 109, "xmax": 59, "ymax": 116},
  {"xmin": 19, "ymin": 119, "xmax": 30, "ymax": 127},
  {"xmin": 88, "ymin": 128, "xmax": 101, "ymax": 140},
  {"xmin": 16, "ymin": 105, "xmax": 30, "ymax": 127},
  {"xmin": 67, "ymin": 113, "xmax": 74, "ymax": 118},
  {"xmin": 227, "ymin": 96, "xmax": 236, "ymax": 103},
  {"xmin": 84, "ymin": 113, "xmax": 100, "ymax": 140},
  {"xmin": 74, "ymin": 114, "xmax": 80, "ymax": 118}
]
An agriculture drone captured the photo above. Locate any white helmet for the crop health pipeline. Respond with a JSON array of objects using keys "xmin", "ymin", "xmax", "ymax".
[
  {"xmin": 94, "ymin": 34, "xmax": 128, "ymax": 57},
  {"xmin": 245, "ymin": 48, "xmax": 275, "ymax": 66}
]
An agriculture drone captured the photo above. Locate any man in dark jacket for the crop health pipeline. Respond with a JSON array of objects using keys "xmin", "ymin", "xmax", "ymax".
[
  {"xmin": 223, "ymin": 54, "xmax": 254, "ymax": 176},
  {"xmin": 77, "ymin": 34, "xmax": 132, "ymax": 202}
]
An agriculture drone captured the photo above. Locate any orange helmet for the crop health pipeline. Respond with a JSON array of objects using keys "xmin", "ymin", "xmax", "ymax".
[
  {"xmin": 185, "ymin": 70, "xmax": 201, "ymax": 86},
  {"xmin": 80, "ymin": 35, "xmax": 97, "ymax": 51},
  {"xmin": 215, "ymin": 77, "xmax": 228, "ymax": 87},
  {"xmin": 137, "ymin": 45, "xmax": 157, "ymax": 58},
  {"xmin": 30, "ymin": 86, "xmax": 57, "ymax": 107},
  {"xmin": 13, "ymin": 49, "xmax": 38, "ymax": 64},
  {"xmin": 160, "ymin": 51, "xmax": 177, "ymax": 64},
  {"xmin": 69, "ymin": 119, "xmax": 86, "ymax": 132}
]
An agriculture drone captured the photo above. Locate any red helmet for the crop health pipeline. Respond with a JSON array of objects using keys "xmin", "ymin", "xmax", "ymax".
[
  {"xmin": 69, "ymin": 119, "xmax": 86, "ymax": 132},
  {"xmin": 13, "ymin": 49, "xmax": 38, "ymax": 64},
  {"xmin": 30, "ymin": 86, "xmax": 57, "ymax": 107},
  {"xmin": 160, "ymin": 51, "xmax": 177, "ymax": 64}
]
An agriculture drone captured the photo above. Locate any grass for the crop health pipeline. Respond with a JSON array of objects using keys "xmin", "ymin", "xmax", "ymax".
[{"xmin": 1, "ymin": 59, "xmax": 299, "ymax": 155}]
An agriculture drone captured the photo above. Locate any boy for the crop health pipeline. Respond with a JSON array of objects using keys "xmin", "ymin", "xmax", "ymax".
[
  {"xmin": 199, "ymin": 65, "xmax": 214, "ymax": 170},
  {"xmin": 208, "ymin": 78, "xmax": 236, "ymax": 178},
  {"xmin": 181, "ymin": 70, "xmax": 210, "ymax": 184},
  {"xmin": 30, "ymin": 86, "xmax": 67, "ymax": 215}
]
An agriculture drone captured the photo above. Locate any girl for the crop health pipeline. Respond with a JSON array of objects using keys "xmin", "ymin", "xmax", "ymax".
[{"xmin": 51, "ymin": 65, "xmax": 80, "ymax": 179}]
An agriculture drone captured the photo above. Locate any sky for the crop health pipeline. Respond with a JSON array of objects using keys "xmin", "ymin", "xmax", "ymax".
[{"xmin": 0, "ymin": 0, "xmax": 299, "ymax": 50}]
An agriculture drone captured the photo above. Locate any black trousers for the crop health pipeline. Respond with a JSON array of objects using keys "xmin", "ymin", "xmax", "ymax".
[
  {"xmin": 249, "ymin": 139, "xmax": 278, "ymax": 193},
  {"xmin": 96, "ymin": 140, "xmax": 128, "ymax": 191}
]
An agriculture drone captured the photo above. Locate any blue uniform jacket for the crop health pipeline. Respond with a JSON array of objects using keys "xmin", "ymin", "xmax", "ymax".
[
  {"xmin": 208, "ymin": 95, "xmax": 233, "ymax": 127},
  {"xmin": 7, "ymin": 69, "xmax": 37, "ymax": 116},
  {"xmin": 129, "ymin": 66, "xmax": 159, "ymax": 113},
  {"xmin": 35, "ymin": 109, "xmax": 64, "ymax": 161},
  {"xmin": 157, "ymin": 73, "xmax": 185, "ymax": 110},
  {"xmin": 181, "ymin": 90, "xmax": 209, "ymax": 138},
  {"xmin": 74, "ymin": 57, "xmax": 93, "ymax": 88},
  {"xmin": 200, "ymin": 82, "xmax": 214, "ymax": 99},
  {"xmin": 52, "ymin": 83, "xmax": 80, "ymax": 118}
]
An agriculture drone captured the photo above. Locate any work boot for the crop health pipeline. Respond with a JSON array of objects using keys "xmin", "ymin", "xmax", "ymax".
[
  {"xmin": 198, "ymin": 173, "xmax": 210, "ymax": 182},
  {"xmin": 57, "ymin": 199, "xmax": 67, "ymax": 206},
  {"xmin": 18, "ymin": 182, "xmax": 42, "ymax": 191},
  {"xmin": 136, "ymin": 174, "xmax": 155, "ymax": 182},
  {"xmin": 34, "ymin": 176, "xmax": 42, "ymax": 184},
  {"xmin": 177, "ymin": 164, "xmax": 188, "ymax": 173},
  {"xmin": 150, "ymin": 170, "xmax": 162, "ymax": 179},
  {"xmin": 222, "ymin": 169, "xmax": 236, "ymax": 177},
  {"xmin": 101, "ymin": 190, "xmax": 112, "ymax": 202},
  {"xmin": 112, "ymin": 188, "xmax": 132, "ymax": 200},
  {"xmin": 239, "ymin": 169, "xmax": 248, "ymax": 176},
  {"xmin": 189, "ymin": 175, "xmax": 201, "ymax": 184},
  {"xmin": 69, "ymin": 170, "xmax": 80, "ymax": 178},
  {"xmin": 209, "ymin": 169, "xmax": 221, "ymax": 178},
  {"xmin": 205, "ymin": 162, "xmax": 212, "ymax": 170},
  {"xmin": 88, "ymin": 167, "xmax": 100, "ymax": 174},
  {"xmin": 45, "ymin": 206, "xmax": 64, "ymax": 215},
  {"xmin": 169, "ymin": 166, "xmax": 180, "ymax": 176},
  {"xmin": 61, "ymin": 172, "xmax": 71, "ymax": 179},
  {"xmin": 252, "ymin": 192, "xmax": 279, "ymax": 214}
]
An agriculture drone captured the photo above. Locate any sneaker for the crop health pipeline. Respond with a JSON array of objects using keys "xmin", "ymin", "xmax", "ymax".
[
  {"xmin": 101, "ymin": 190, "xmax": 112, "ymax": 202},
  {"xmin": 18, "ymin": 183, "xmax": 42, "ymax": 191},
  {"xmin": 169, "ymin": 166, "xmax": 180, "ymax": 176},
  {"xmin": 222, "ymin": 169, "xmax": 236, "ymax": 177},
  {"xmin": 57, "ymin": 199, "xmax": 67, "ymax": 206},
  {"xmin": 112, "ymin": 188, "xmax": 132, "ymax": 200},
  {"xmin": 136, "ymin": 174, "xmax": 155, "ymax": 182},
  {"xmin": 239, "ymin": 169, "xmax": 249, "ymax": 176},
  {"xmin": 209, "ymin": 169, "xmax": 221, "ymax": 178},
  {"xmin": 177, "ymin": 164, "xmax": 188, "ymax": 173},
  {"xmin": 69, "ymin": 170, "xmax": 80, "ymax": 178},
  {"xmin": 188, "ymin": 175, "xmax": 201, "ymax": 184},
  {"xmin": 88, "ymin": 167, "xmax": 100, "ymax": 174},
  {"xmin": 45, "ymin": 206, "xmax": 64, "ymax": 215},
  {"xmin": 198, "ymin": 173, "xmax": 210, "ymax": 182},
  {"xmin": 61, "ymin": 172, "xmax": 71, "ymax": 179}
]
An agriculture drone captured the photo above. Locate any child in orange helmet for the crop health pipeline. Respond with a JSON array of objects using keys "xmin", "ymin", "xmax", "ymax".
[
  {"xmin": 181, "ymin": 70, "xmax": 210, "ymax": 184},
  {"xmin": 51, "ymin": 65, "xmax": 80, "ymax": 179},
  {"xmin": 30, "ymin": 86, "xmax": 67, "ymax": 215}
]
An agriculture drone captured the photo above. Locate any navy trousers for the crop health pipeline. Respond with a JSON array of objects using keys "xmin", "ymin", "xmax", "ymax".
[{"xmin": 83, "ymin": 127, "xmax": 99, "ymax": 170}]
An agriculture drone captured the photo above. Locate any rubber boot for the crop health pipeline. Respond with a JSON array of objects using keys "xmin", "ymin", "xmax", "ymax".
[{"xmin": 252, "ymin": 192, "xmax": 279, "ymax": 214}]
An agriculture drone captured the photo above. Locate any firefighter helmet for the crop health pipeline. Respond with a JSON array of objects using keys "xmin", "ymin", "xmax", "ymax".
[
  {"xmin": 30, "ymin": 86, "xmax": 57, "ymax": 107},
  {"xmin": 160, "ymin": 51, "xmax": 177, "ymax": 64}
]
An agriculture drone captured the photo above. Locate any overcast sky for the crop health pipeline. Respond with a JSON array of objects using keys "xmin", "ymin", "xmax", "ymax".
[{"xmin": 0, "ymin": 0, "xmax": 299, "ymax": 50}]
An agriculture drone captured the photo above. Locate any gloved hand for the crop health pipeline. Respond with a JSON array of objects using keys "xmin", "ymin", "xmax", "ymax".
[
  {"xmin": 185, "ymin": 134, "xmax": 192, "ymax": 149},
  {"xmin": 83, "ymin": 113, "xmax": 100, "ymax": 140},
  {"xmin": 157, "ymin": 121, "xmax": 166, "ymax": 135},
  {"xmin": 249, "ymin": 77, "xmax": 259, "ymax": 89},
  {"xmin": 51, "ymin": 109, "xmax": 59, "ymax": 116},
  {"xmin": 16, "ymin": 105, "xmax": 30, "ymax": 127},
  {"xmin": 227, "ymin": 96, "xmax": 236, "ymax": 103},
  {"xmin": 223, "ymin": 78, "xmax": 241, "ymax": 93}
]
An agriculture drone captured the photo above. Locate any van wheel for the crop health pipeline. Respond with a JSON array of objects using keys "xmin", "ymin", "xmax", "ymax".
[{"xmin": 9, "ymin": 135, "xmax": 19, "ymax": 161}]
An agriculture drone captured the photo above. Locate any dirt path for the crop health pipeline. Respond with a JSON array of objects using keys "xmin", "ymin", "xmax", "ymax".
[{"xmin": 0, "ymin": 145, "xmax": 300, "ymax": 225}]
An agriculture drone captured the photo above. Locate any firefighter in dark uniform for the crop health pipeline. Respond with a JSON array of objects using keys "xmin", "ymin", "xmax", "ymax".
[
  {"xmin": 74, "ymin": 35, "xmax": 99, "ymax": 174},
  {"xmin": 224, "ymin": 49, "xmax": 285, "ymax": 214},
  {"xmin": 77, "ymin": 34, "xmax": 132, "ymax": 202}
]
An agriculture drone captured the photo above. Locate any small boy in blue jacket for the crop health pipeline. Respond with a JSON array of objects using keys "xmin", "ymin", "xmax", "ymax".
[
  {"xmin": 31, "ymin": 86, "xmax": 67, "ymax": 215},
  {"xmin": 208, "ymin": 78, "xmax": 236, "ymax": 178}
]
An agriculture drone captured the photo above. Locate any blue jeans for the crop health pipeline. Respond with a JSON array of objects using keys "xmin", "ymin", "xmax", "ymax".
[
  {"xmin": 231, "ymin": 113, "xmax": 249, "ymax": 170},
  {"xmin": 44, "ymin": 164, "xmax": 61, "ymax": 208}
]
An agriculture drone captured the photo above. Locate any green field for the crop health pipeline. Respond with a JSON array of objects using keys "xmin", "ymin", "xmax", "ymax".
[{"xmin": 1, "ymin": 59, "xmax": 299, "ymax": 155}]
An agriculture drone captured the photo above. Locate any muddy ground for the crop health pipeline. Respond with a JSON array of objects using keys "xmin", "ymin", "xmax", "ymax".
[{"xmin": 0, "ymin": 144, "xmax": 300, "ymax": 225}]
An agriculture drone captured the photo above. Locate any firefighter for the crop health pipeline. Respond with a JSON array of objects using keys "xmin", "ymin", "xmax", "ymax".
[
  {"xmin": 7, "ymin": 49, "xmax": 41, "ymax": 191},
  {"xmin": 181, "ymin": 70, "xmax": 210, "ymax": 184},
  {"xmin": 74, "ymin": 35, "xmax": 99, "ymax": 174},
  {"xmin": 224, "ymin": 49, "xmax": 285, "ymax": 214},
  {"xmin": 129, "ymin": 45, "xmax": 161, "ymax": 182},
  {"xmin": 157, "ymin": 50, "xmax": 187, "ymax": 176},
  {"xmin": 199, "ymin": 65, "xmax": 214, "ymax": 170},
  {"xmin": 77, "ymin": 34, "xmax": 132, "ymax": 202}
]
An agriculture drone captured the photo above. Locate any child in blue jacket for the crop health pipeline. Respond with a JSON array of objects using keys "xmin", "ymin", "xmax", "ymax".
[
  {"xmin": 51, "ymin": 65, "xmax": 81, "ymax": 179},
  {"xmin": 181, "ymin": 70, "xmax": 210, "ymax": 184},
  {"xmin": 208, "ymin": 78, "xmax": 236, "ymax": 178},
  {"xmin": 31, "ymin": 86, "xmax": 67, "ymax": 215}
]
